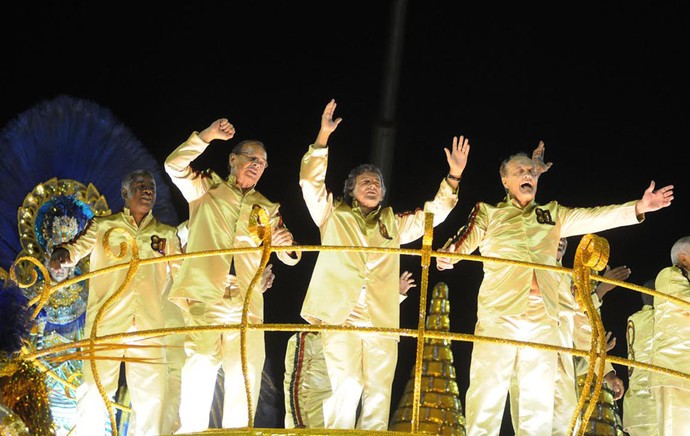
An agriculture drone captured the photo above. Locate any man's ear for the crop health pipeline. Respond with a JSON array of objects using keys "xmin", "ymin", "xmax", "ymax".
[
  {"xmin": 121, "ymin": 188, "xmax": 128, "ymax": 201},
  {"xmin": 679, "ymin": 252, "xmax": 690, "ymax": 269}
]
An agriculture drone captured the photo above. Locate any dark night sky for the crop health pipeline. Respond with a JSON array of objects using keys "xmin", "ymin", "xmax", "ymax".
[{"xmin": 1, "ymin": 1, "xmax": 688, "ymax": 432}]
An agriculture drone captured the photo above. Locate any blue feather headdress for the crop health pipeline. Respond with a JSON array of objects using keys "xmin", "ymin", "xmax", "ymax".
[
  {"xmin": 35, "ymin": 195, "xmax": 94, "ymax": 254},
  {"xmin": 0, "ymin": 94, "xmax": 179, "ymax": 271},
  {"xmin": 0, "ymin": 283, "xmax": 31, "ymax": 357}
]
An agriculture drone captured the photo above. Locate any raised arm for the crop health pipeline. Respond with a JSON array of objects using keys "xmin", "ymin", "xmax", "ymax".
[
  {"xmin": 314, "ymin": 99, "xmax": 342, "ymax": 148},
  {"xmin": 165, "ymin": 118, "xmax": 236, "ymax": 202},
  {"xmin": 444, "ymin": 135, "xmax": 470, "ymax": 190},
  {"xmin": 634, "ymin": 180, "xmax": 674, "ymax": 216}
]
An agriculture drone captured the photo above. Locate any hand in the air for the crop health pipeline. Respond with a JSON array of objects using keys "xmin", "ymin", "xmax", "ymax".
[
  {"xmin": 532, "ymin": 140, "xmax": 553, "ymax": 176},
  {"xmin": 321, "ymin": 99, "xmax": 343, "ymax": 135},
  {"xmin": 199, "ymin": 118, "xmax": 236, "ymax": 143},
  {"xmin": 636, "ymin": 181, "xmax": 674, "ymax": 214},
  {"xmin": 445, "ymin": 135, "xmax": 470, "ymax": 178}
]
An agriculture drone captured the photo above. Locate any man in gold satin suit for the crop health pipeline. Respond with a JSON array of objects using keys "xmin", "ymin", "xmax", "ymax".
[
  {"xmin": 437, "ymin": 146, "xmax": 674, "ymax": 435},
  {"xmin": 509, "ymin": 237, "xmax": 627, "ymax": 435},
  {"xmin": 650, "ymin": 236, "xmax": 690, "ymax": 435},
  {"xmin": 50, "ymin": 169, "xmax": 183, "ymax": 436},
  {"xmin": 284, "ymin": 271, "xmax": 417, "ymax": 428},
  {"xmin": 622, "ymin": 281, "xmax": 658, "ymax": 436},
  {"xmin": 164, "ymin": 119, "xmax": 300, "ymax": 432},
  {"xmin": 299, "ymin": 98, "xmax": 470, "ymax": 430}
]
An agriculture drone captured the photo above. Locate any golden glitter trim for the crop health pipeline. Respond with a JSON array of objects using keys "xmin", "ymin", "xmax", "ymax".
[
  {"xmin": 9, "ymin": 213, "xmax": 690, "ymax": 436},
  {"xmin": 571, "ymin": 234, "xmax": 609, "ymax": 436}
]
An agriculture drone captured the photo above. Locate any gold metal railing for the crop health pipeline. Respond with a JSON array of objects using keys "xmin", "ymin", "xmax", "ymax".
[{"xmin": 9, "ymin": 209, "xmax": 690, "ymax": 436}]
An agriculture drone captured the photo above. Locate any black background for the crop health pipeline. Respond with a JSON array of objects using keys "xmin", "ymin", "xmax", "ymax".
[{"xmin": 1, "ymin": 1, "xmax": 687, "ymax": 433}]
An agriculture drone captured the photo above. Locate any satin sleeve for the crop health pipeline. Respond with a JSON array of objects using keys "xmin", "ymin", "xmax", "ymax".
[{"xmin": 164, "ymin": 131, "xmax": 215, "ymax": 202}]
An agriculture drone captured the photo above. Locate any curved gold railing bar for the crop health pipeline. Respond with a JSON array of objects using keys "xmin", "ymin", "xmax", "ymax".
[{"xmin": 10, "ymin": 210, "xmax": 690, "ymax": 436}]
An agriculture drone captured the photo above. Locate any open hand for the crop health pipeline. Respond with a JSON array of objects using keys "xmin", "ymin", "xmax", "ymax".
[
  {"xmin": 532, "ymin": 141, "xmax": 553, "ymax": 176},
  {"xmin": 399, "ymin": 271, "xmax": 417, "ymax": 296},
  {"xmin": 444, "ymin": 135, "xmax": 470, "ymax": 178},
  {"xmin": 635, "ymin": 181, "xmax": 674, "ymax": 215},
  {"xmin": 321, "ymin": 99, "xmax": 343, "ymax": 135},
  {"xmin": 271, "ymin": 226, "xmax": 294, "ymax": 247},
  {"xmin": 596, "ymin": 265, "xmax": 631, "ymax": 298}
]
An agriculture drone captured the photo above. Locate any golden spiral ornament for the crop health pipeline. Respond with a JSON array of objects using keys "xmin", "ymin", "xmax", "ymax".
[{"xmin": 571, "ymin": 234, "xmax": 610, "ymax": 436}]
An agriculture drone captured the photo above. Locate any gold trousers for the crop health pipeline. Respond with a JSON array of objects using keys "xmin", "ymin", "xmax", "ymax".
[{"xmin": 466, "ymin": 294, "xmax": 559, "ymax": 436}]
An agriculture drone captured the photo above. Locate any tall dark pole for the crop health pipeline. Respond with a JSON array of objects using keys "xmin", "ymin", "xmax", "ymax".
[{"xmin": 371, "ymin": 0, "xmax": 408, "ymax": 201}]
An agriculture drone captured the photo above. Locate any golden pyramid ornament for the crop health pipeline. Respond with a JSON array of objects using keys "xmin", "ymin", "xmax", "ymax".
[
  {"xmin": 576, "ymin": 373, "xmax": 625, "ymax": 436},
  {"xmin": 389, "ymin": 282, "xmax": 465, "ymax": 435}
]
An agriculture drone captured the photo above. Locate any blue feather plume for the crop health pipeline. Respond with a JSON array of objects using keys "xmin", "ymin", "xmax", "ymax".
[
  {"xmin": 0, "ymin": 95, "xmax": 178, "ymax": 270},
  {"xmin": 0, "ymin": 283, "xmax": 32, "ymax": 355}
]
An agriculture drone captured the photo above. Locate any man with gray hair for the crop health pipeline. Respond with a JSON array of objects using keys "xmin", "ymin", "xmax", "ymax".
[
  {"xmin": 164, "ymin": 118, "xmax": 300, "ymax": 432},
  {"xmin": 299, "ymin": 98, "xmax": 470, "ymax": 430},
  {"xmin": 50, "ymin": 169, "xmax": 182, "ymax": 435},
  {"xmin": 650, "ymin": 236, "xmax": 690, "ymax": 435},
  {"xmin": 437, "ymin": 147, "xmax": 674, "ymax": 435}
]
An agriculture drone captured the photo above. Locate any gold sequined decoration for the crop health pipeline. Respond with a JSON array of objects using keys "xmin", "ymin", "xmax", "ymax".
[
  {"xmin": 248, "ymin": 204, "xmax": 268, "ymax": 243},
  {"xmin": 16, "ymin": 178, "xmax": 109, "ymax": 261},
  {"xmin": 571, "ymin": 234, "xmax": 609, "ymax": 436},
  {"xmin": 0, "ymin": 358, "xmax": 55, "ymax": 435},
  {"xmin": 90, "ymin": 227, "xmax": 139, "ymax": 436},
  {"xmin": 9, "ymin": 215, "xmax": 690, "ymax": 436},
  {"xmin": 13, "ymin": 178, "xmax": 110, "ymax": 321},
  {"xmin": 8, "ymin": 256, "xmax": 53, "ymax": 320},
  {"xmin": 389, "ymin": 282, "xmax": 466, "ymax": 435},
  {"xmin": 241, "ymin": 205, "xmax": 271, "ymax": 427},
  {"xmin": 409, "ymin": 212, "xmax": 435, "ymax": 431},
  {"xmin": 576, "ymin": 374, "xmax": 625, "ymax": 436},
  {"xmin": 0, "ymin": 402, "xmax": 30, "ymax": 436}
]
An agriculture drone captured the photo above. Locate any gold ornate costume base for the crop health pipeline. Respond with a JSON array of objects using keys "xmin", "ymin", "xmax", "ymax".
[
  {"xmin": 389, "ymin": 283, "xmax": 465, "ymax": 435},
  {"xmin": 7, "ymin": 207, "xmax": 688, "ymax": 436},
  {"xmin": 576, "ymin": 374, "xmax": 625, "ymax": 436}
]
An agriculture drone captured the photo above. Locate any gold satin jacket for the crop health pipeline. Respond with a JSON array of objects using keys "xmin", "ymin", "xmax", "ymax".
[
  {"xmin": 650, "ymin": 266, "xmax": 690, "ymax": 390},
  {"xmin": 444, "ymin": 198, "xmax": 641, "ymax": 321},
  {"xmin": 164, "ymin": 132, "xmax": 300, "ymax": 319},
  {"xmin": 623, "ymin": 304, "xmax": 657, "ymax": 432},
  {"xmin": 299, "ymin": 145, "xmax": 458, "ymax": 328},
  {"xmin": 59, "ymin": 208, "xmax": 182, "ymax": 336}
]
